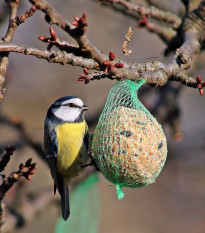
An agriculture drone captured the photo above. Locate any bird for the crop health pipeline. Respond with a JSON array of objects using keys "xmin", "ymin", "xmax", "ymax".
[{"xmin": 44, "ymin": 96, "xmax": 89, "ymax": 221}]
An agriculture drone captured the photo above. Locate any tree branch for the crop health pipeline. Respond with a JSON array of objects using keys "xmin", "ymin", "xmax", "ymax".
[
  {"xmin": 0, "ymin": 0, "xmax": 21, "ymax": 101},
  {"xmin": 0, "ymin": 158, "xmax": 37, "ymax": 201},
  {"xmin": 29, "ymin": 0, "xmax": 108, "ymax": 63},
  {"xmin": 0, "ymin": 42, "xmax": 202, "ymax": 90},
  {"xmin": 0, "ymin": 145, "xmax": 37, "ymax": 231},
  {"xmin": 137, "ymin": 16, "xmax": 177, "ymax": 43},
  {"xmin": 0, "ymin": 44, "xmax": 99, "ymax": 69},
  {"xmin": 0, "ymin": 0, "xmax": 204, "ymax": 93},
  {"xmin": 100, "ymin": 0, "xmax": 182, "ymax": 29},
  {"xmin": 2, "ymin": 6, "xmax": 37, "ymax": 44},
  {"xmin": 0, "ymin": 2, "xmax": 37, "ymax": 101}
]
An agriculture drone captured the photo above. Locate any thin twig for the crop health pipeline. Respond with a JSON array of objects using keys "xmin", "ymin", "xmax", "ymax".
[
  {"xmin": 29, "ymin": 0, "xmax": 108, "ymax": 63},
  {"xmin": 0, "ymin": 44, "xmax": 99, "ymax": 69},
  {"xmin": 0, "ymin": 3, "xmax": 37, "ymax": 101},
  {"xmin": 138, "ymin": 17, "xmax": 177, "ymax": 43},
  {"xmin": 0, "ymin": 158, "xmax": 37, "ymax": 201},
  {"xmin": 1, "ymin": 6, "xmax": 37, "ymax": 44},
  {"xmin": 0, "ymin": 115, "xmax": 46, "ymax": 162},
  {"xmin": 100, "ymin": 0, "xmax": 182, "ymax": 28},
  {"xmin": 2, "ymin": 168, "xmax": 97, "ymax": 232},
  {"xmin": 0, "ymin": 146, "xmax": 16, "ymax": 173}
]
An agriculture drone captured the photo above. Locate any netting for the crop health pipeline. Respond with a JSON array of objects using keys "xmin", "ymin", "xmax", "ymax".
[{"xmin": 92, "ymin": 79, "xmax": 167, "ymax": 200}]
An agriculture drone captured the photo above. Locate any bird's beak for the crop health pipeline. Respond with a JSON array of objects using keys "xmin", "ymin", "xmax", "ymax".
[{"xmin": 82, "ymin": 105, "xmax": 88, "ymax": 111}]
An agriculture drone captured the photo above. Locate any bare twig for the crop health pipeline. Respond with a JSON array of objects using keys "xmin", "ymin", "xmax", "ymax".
[
  {"xmin": 97, "ymin": 1, "xmax": 179, "ymax": 42},
  {"xmin": 0, "ymin": 115, "xmax": 46, "ymax": 162},
  {"xmin": 2, "ymin": 6, "xmax": 37, "ymax": 44},
  {"xmin": 0, "ymin": 0, "xmax": 21, "ymax": 101},
  {"xmin": 0, "ymin": 149, "xmax": 37, "ymax": 232},
  {"xmin": 38, "ymin": 26, "xmax": 92, "ymax": 57},
  {"xmin": 137, "ymin": 16, "xmax": 177, "ymax": 43},
  {"xmin": 0, "ymin": 44, "xmax": 99, "ymax": 69},
  {"xmin": 0, "ymin": 158, "xmax": 37, "ymax": 201},
  {"xmin": 100, "ymin": 0, "xmax": 182, "ymax": 28},
  {"xmin": 29, "ymin": 0, "xmax": 108, "ymax": 63},
  {"xmin": 1, "ymin": 166, "xmax": 97, "ymax": 232},
  {"xmin": 0, "ymin": 146, "xmax": 16, "ymax": 173},
  {"xmin": 0, "ymin": 3, "xmax": 37, "ymax": 101}
]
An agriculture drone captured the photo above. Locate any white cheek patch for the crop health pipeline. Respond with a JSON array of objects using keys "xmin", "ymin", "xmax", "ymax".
[{"xmin": 52, "ymin": 106, "xmax": 82, "ymax": 122}]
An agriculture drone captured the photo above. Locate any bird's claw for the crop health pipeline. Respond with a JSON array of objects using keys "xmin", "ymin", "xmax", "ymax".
[{"xmin": 81, "ymin": 151, "xmax": 100, "ymax": 171}]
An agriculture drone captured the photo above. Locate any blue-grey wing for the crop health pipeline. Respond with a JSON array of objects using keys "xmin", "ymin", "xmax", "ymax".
[
  {"xmin": 44, "ymin": 119, "xmax": 63, "ymax": 194},
  {"xmin": 44, "ymin": 119, "xmax": 58, "ymax": 156},
  {"xmin": 83, "ymin": 122, "xmax": 90, "ymax": 152},
  {"xmin": 84, "ymin": 131, "xmax": 89, "ymax": 152}
]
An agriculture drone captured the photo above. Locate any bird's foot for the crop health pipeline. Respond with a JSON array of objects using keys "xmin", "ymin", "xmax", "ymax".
[{"xmin": 81, "ymin": 151, "xmax": 100, "ymax": 171}]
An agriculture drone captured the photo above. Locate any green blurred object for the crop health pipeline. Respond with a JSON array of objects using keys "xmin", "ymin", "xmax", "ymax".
[
  {"xmin": 54, "ymin": 173, "xmax": 100, "ymax": 233},
  {"xmin": 92, "ymin": 80, "xmax": 167, "ymax": 200}
]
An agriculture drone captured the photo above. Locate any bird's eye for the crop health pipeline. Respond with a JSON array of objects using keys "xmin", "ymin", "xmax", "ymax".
[{"xmin": 68, "ymin": 103, "xmax": 75, "ymax": 107}]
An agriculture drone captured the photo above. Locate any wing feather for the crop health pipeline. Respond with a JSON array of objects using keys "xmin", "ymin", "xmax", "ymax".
[
  {"xmin": 44, "ymin": 119, "xmax": 63, "ymax": 194},
  {"xmin": 83, "ymin": 124, "xmax": 90, "ymax": 151}
]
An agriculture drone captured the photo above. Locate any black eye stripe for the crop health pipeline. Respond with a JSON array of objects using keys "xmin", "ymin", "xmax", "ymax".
[
  {"xmin": 62, "ymin": 103, "xmax": 81, "ymax": 108},
  {"xmin": 53, "ymin": 102, "xmax": 82, "ymax": 108}
]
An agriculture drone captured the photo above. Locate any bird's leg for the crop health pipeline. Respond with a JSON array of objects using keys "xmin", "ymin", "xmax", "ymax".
[{"xmin": 81, "ymin": 150, "xmax": 100, "ymax": 171}]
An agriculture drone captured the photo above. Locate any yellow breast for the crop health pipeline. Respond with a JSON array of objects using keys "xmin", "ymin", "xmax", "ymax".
[{"xmin": 56, "ymin": 121, "xmax": 88, "ymax": 178}]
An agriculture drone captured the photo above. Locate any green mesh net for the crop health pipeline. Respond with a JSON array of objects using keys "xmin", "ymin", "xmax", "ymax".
[{"xmin": 92, "ymin": 79, "xmax": 167, "ymax": 200}]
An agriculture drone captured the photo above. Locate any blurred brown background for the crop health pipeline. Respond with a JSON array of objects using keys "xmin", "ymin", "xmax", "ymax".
[{"xmin": 0, "ymin": 0, "xmax": 205, "ymax": 233}]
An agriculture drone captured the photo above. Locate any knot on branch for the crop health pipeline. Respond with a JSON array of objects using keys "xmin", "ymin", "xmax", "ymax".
[
  {"xmin": 175, "ymin": 48, "xmax": 192, "ymax": 69},
  {"xmin": 146, "ymin": 69, "xmax": 168, "ymax": 86}
]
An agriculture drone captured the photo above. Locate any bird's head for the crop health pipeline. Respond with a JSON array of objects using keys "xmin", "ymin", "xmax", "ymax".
[{"xmin": 48, "ymin": 96, "xmax": 88, "ymax": 123}]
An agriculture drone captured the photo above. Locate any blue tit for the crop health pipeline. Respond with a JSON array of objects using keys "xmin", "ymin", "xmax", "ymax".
[{"xmin": 44, "ymin": 96, "xmax": 89, "ymax": 221}]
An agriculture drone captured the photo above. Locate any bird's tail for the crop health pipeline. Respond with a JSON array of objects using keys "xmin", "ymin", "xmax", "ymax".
[
  {"xmin": 54, "ymin": 173, "xmax": 100, "ymax": 233},
  {"xmin": 60, "ymin": 185, "xmax": 70, "ymax": 221}
]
